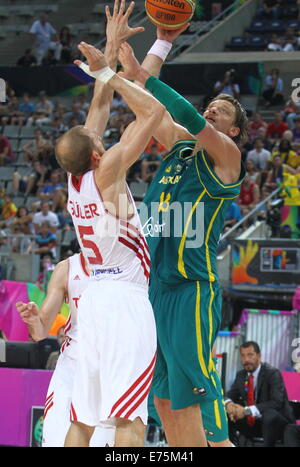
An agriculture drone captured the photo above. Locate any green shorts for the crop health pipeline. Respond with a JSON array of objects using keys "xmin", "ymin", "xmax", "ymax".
[{"xmin": 149, "ymin": 279, "xmax": 228, "ymax": 442}]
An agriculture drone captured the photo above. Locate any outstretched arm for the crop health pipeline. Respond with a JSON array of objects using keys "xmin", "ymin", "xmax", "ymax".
[
  {"xmin": 84, "ymin": 0, "xmax": 145, "ymax": 135},
  {"xmin": 16, "ymin": 260, "xmax": 68, "ymax": 341}
]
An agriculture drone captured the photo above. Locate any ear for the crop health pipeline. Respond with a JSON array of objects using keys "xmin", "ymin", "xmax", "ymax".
[
  {"xmin": 91, "ymin": 150, "xmax": 101, "ymax": 162},
  {"xmin": 228, "ymin": 126, "xmax": 240, "ymax": 140}
]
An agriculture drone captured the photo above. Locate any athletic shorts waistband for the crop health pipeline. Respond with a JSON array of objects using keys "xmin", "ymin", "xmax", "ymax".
[{"xmin": 87, "ymin": 279, "xmax": 149, "ymax": 296}]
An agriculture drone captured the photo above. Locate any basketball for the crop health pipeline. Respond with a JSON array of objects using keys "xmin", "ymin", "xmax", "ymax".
[{"xmin": 145, "ymin": 0, "xmax": 195, "ymax": 30}]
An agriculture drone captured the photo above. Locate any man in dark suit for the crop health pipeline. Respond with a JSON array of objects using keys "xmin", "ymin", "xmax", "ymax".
[{"xmin": 225, "ymin": 341, "xmax": 295, "ymax": 447}]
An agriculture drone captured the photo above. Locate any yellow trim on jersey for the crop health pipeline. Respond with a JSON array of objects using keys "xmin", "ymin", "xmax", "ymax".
[
  {"xmin": 208, "ymin": 281, "xmax": 215, "ymax": 350},
  {"xmin": 178, "ymin": 189, "xmax": 206, "ymax": 278},
  {"xmin": 205, "ymin": 199, "xmax": 224, "ymax": 282},
  {"xmin": 201, "ymin": 152, "xmax": 243, "ymax": 189},
  {"xmin": 195, "ymin": 281, "xmax": 209, "ymax": 379},
  {"xmin": 195, "ymin": 156, "xmax": 239, "ymax": 200},
  {"xmin": 164, "ymin": 139, "xmax": 196, "ymax": 162},
  {"xmin": 214, "ymin": 400, "xmax": 222, "ymax": 430}
]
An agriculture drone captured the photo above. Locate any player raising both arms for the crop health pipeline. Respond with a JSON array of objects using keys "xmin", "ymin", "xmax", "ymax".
[{"xmin": 117, "ymin": 37, "xmax": 248, "ymax": 447}]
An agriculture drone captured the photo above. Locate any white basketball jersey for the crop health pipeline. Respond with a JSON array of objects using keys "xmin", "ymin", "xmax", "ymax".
[
  {"xmin": 61, "ymin": 252, "xmax": 89, "ymax": 358},
  {"xmin": 67, "ymin": 171, "xmax": 150, "ymax": 286}
]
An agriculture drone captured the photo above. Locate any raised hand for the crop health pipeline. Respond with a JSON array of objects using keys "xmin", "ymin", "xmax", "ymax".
[
  {"xmin": 106, "ymin": 0, "xmax": 145, "ymax": 45},
  {"xmin": 74, "ymin": 42, "xmax": 108, "ymax": 72},
  {"xmin": 157, "ymin": 23, "xmax": 190, "ymax": 43},
  {"xmin": 118, "ymin": 42, "xmax": 141, "ymax": 80}
]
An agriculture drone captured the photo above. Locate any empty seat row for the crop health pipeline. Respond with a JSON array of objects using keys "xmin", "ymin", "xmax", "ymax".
[{"xmin": 248, "ymin": 19, "xmax": 300, "ymax": 34}]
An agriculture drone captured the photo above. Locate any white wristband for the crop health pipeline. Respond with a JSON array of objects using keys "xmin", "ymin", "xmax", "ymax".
[
  {"xmin": 147, "ymin": 39, "xmax": 172, "ymax": 61},
  {"xmin": 79, "ymin": 63, "xmax": 115, "ymax": 84}
]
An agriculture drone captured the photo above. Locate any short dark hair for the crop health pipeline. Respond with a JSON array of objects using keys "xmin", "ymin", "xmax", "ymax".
[
  {"xmin": 240, "ymin": 341, "xmax": 261, "ymax": 354},
  {"xmin": 209, "ymin": 93, "xmax": 248, "ymax": 145},
  {"xmin": 55, "ymin": 126, "xmax": 95, "ymax": 176}
]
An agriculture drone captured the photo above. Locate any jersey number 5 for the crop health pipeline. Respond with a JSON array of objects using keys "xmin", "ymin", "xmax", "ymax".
[{"xmin": 78, "ymin": 225, "xmax": 103, "ymax": 264}]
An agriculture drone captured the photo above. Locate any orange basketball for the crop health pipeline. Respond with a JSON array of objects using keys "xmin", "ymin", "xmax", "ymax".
[{"xmin": 145, "ymin": 0, "xmax": 195, "ymax": 30}]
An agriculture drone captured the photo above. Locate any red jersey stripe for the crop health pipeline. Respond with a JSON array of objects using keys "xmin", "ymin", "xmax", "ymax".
[
  {"xmin": 43, "ymin": 401, "xmax": 54, "ymax": 420},
  {"xmin": 124, "ymin": 380, "xmax": 152, "ymax": 419},
  {"xmin": 109, "ymin": 354, "xmax": 156, "ymax": 417},
  {"xmin": 45, "ymin": 391, "xmax": 54, "ymax": 404},
  {"xmin": 113, "ymin": 367, "xmax": 155, "ymax": 418},
  {"xmin": 70, "ymin": 403, "xmax": 77, "ymax": 422}
]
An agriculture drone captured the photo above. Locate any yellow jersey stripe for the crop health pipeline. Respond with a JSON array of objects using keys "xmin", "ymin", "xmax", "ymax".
[
  {"xmin": 178, "ymin": 189, "xmax": 206, "ymax": 278},
  {"xmin": 214, "ymin": 400, "xmax": 222, "ymax": 430},
  {"xmin": 201, "ymin": 152, "xmax": 243, "ymax": 189},
  {"xmin": 195, "ymin": 156, "xmax": 238, "ymax": 200},
  {"xmin": 195, "ymin": 281, "xmax": 209, "ymax": 379},
  {"xmin": 205, "ymin": 199, "xmax": 224, "ymax": 282}
]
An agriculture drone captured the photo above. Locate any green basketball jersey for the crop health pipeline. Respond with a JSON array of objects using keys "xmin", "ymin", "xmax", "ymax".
[{"xmin": 140, "ymin": 140, "xmax": 245, "ymax": 284}]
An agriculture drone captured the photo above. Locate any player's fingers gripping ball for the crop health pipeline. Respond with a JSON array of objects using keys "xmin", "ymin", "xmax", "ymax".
[{"xmin": 145, "ymin": 0, "xmax": 195, "ymax": 30}]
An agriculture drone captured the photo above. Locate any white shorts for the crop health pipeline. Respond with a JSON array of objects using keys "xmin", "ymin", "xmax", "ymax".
[
  {"xmin": 42, "ymin": 352, "xmax": 115, "ymax": 447},
  {"xmin": 71, "ymin": 280, "xmax": 157, "ymax": 427}
]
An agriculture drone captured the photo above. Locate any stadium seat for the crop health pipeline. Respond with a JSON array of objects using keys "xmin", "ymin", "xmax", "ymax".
[
  {"xmin": 248, "ymin": 35, "xmax": 268, "ymax": 50},
  {"xmin": 266, "ymin": 20, "xmax": 286, "ymax": 34},
  {"xmin": 9, "ymin": 139, "xmax": 20, "ymax": 152},
  {"xmin": 227, "ymin": 36, "xmax": 248, "ymax": 50},
  {"xmin": 286, "ymin": 20, "xmax": 300, "ymax": 29},
  {"xmin": 248, "ymin": 20, "xmax": 267, "ymax": 33},
  {"xmin": 0, "ymin": 167, "xmax": 15, "ymax": 182},
  {"xmin": 3, "ymin": 126, "xmax": 20, "ymax": 138},
  {"xmin": 19, "ymin": 127, "xmax": 35, "ymax": 139},
  {"xmin": 13, "ymin": 197, "xmax": 26, "ymax": 208}
]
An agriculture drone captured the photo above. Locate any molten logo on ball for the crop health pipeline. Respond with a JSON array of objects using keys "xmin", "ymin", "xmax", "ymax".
[{"xmin": 145, "ymin": 0, "xmax": 195, "ymax": 30}]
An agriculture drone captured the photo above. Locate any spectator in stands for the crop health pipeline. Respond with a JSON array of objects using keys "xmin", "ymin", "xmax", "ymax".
[
  {"xmin": 238, "ymin": 173, "xmax": 260, "ymax": 216},
  {"xmin": 225, "ymin": 341, "xmax": 295, "ymax": 447},
  {"xmin": 214, "ymin": 69, "xmax": 240, "ymax": 100},
  {"xmin": 1, "ymin": 95, "xmax": 23, "ymax": 126},
  {"xmin": 256, "ymin": 0, "xmax": 281, "ymax": 20},
  {"xmin": 292, "ymin": 116, "xmax": 300, "ymax": 147},
  {"xmin": 256, "ymin": 126, "xmax": 273, "ymax": 151},
  {"xmin": 223, "ymin": 202, "xmax": 242, "ymax": 232},
  {"xmin": 245, "ymin": 159, "xmax": 261, "ymax": 186},
  {"xmin": 248, "ymin": 113, "xmax": 268, "ymax": 142},
  {"xmin": 33, "ymin": 201, "xmax": 59, "ymax": 234},
  {"xmin": 267, "ymin": 112, "xmax": 288, "ymax": 143},
  {"xmin": 141, "ymin": 144, "xmax": 163, "ymax": 182},
  {"xmin": 18, "ymin": 93, "xmax": 35, "ymax": 124},
  {"xmin": 13, "ymin": 160, "xmax": 51, "ymax": 196},
  {"xmin": 29, "ymin": 13, "xmax": 59, "ymax": 65},
  {"xmin": 30, "ymin": 221, "xmax": 57, "ymax": 259},
  {"xmin": 246, "ymin": 137, "xmax": 271, "ymax": 170},
  {"xmin": 10, "ymin": 206, "xmax": 34, "ymax": 236},
  {"xmin": 267, "ymin": 33, "xmax": 282, "ymax": 52},
  {"xmin": 63, "ymin": 103, "xmax": 86, "ymax": 126},
  {"xmin": 264, "ymin": 155, "xmax": 295, "ymax": 191},
  {"xmin": 284, "ymin": 98, "xmax": 300, "ymax": 130},
  {"xmin": 281, "ymin": 27, "xmax": 298, "ymax": 52},
  {"xmin": 263, "ymin": 69, "xmax": 284, "ymax": 107},
  {"xmin": 37, "ymin": 171, "xmax": 65, "ymax": 212},
  {"xmin": 41, "ymin": 49, "xmax": 58, "ymax": 66},
  {"xmin": 144, "ymin": 136, "xmax": 167, "ymax": 157},
  {"xmin": 36, "ymin": 91, "xmax": 54, "ymax": 119},
  {"xmin": 272, "ymin": 139, "xmax": 300, "ymax": 169},
  {"xmin": 22, "ymin": 128, "xmax": 50, "ymax": 163},
  {"xmin": 0, "ymin": 130, "xmax": 14, "ymax": 165},
  {"xmin": 284, "ymin": 424, "xmax": 300, "ymax": 447},
  {"xmin": 53, "ymin": 103, "xmax": 66, "ymax": 121},
  {"xmin": 58, "ymin": 26, "xmax": 72, "ymax": 64},
  {"xmin": 0, "ymin": 195, "xmax": 17, "ymax": 224},
  {"xmin": 17, "ymin": 49, "xmax": 37, "ymax": 67},
  {"xmin": 47, "ymin": 117, "xmax": 68, "ymax": 139}
]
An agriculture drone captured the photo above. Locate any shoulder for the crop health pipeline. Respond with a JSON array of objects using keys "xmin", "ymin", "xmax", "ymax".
[{"xmin": 261, "ymin": 362, "xmax": 280, "ymax": 375}]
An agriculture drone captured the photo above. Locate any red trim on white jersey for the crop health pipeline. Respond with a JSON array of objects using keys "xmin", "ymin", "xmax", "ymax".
[
  {"xmin": 70, "ymin": 403, "xmax": 78, "ymax": 422},
  {"xmin": 79, "ymin": 252, "xmax": 89, "ymax": 277},
  {"xmin": 44, "ymin": 392, "xmax": 54, "ymax": 420},
  {"xmin": 118, "ymin": 222, "xmax": 150, "ymax": 281},
  {"xmin": 71, "ymin": 174, "xmax": 84, "ymax": 193},
  {"xmin": 61, "ymin": 336, "xmax": 72, "ymax": 354},
  {"xmin": 109, "ymin": 354, "xmax": 156, "ymax": 419}
]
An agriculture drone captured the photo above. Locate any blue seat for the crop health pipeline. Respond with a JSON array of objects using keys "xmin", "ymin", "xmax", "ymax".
[
  {"xmin": 248, "ymin": 20, "xmax": 267, "ymax": 33},
  {"xmin": 282, "ymin": 5, "xmax": 299, "ymax": 18},
  {"xmin": 286, "ymin": 19, "xmax": 300, "ymax": 29},
  {"xmin": 229, "ymin": 36, "xmax": 247, "ymax": 48},
  {"xmin": 266, "ymin": 20, "xmax": 286, "ymax": 33},
  {"xmin": 248, "ymin": 35, "xmax": 268, "ymax": 49}
]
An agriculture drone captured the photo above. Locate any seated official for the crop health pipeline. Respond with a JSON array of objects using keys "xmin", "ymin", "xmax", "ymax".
[{"xmin": 225, "ymin": 341, "xmax": 295, "ymax": 447}]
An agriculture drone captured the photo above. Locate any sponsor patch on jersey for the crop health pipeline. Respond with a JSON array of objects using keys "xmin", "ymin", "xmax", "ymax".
[{"xmin": 92, "ymin": 267, "xmax": 123, "ymax": 277}]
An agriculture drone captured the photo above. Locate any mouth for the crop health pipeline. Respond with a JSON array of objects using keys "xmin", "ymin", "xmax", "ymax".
[{"xmin": 206, "ymin": 117, "xmax": 216, "ymax": 124}]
